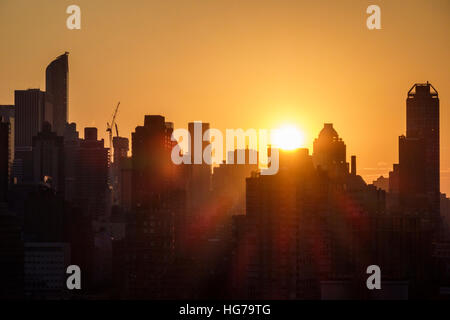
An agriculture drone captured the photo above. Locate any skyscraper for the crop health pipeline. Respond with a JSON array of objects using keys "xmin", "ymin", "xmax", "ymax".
[
  {"xmin": 406, "ymin": 83, "xmax": 440, "ymax": 204},
  {"xmin": 312, "ymin": 123, "xmax": 348, "ymax": 178},
  {"xmin": 399, "ymin": 83, "xmax": 440, "ymax": 215},
  {"xmin": 132, "ymin": 116, "xmax": 178, "ymax": 204},
  {"xmin": 117, "ymin": 115, "xmax": 185, "ymax": 298},
  {"xmin": 46, "ymin": 52, "xmax": 69, "ymax": 136},
  {"xmin": 14, "ymin": 89, "xmax": 47, "ymax": 182}
]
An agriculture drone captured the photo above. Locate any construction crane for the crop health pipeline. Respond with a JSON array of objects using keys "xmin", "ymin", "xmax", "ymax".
[{"xmin": 106, "ymin": 102, "xmax": 120, "ymax": 152}]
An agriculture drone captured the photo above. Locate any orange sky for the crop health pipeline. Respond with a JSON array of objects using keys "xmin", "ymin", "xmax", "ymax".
[{"xmin": 1, "ymin": 0, "xmax": 449, "ymax": 193}]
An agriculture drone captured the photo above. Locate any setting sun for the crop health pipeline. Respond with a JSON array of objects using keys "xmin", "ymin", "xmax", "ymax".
[{"xmin": 272, "ymin": 125, "xmax": 305, "ymax": 150}]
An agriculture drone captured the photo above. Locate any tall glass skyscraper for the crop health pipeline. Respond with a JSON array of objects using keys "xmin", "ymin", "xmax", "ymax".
[{"xmin": 45, "ymin": 52, "xmax": 69, "ymax": 136}]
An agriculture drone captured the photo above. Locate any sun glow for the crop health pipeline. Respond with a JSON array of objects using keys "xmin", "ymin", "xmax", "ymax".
[{"xmin": 272, "ymin": 125, "xmax": 305, "ymax": 150}]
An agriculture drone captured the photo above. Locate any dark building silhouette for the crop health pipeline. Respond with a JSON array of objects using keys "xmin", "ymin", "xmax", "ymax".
[
  {"xmin": 399, "ymin": 136, "xmax": 427, "ymax": 209},
  {"xmin": 0, "ymin": 119, "xmax": 9, "ymax": 202},
  {"xmin": 372, "ymin": 176, "xmax": 389, "ymax": 192},
  {"xmin": 20, "ymin": 182, "xmax": 71, "ymax": 299},
  {"xmin": 313, "ymin": 123, "xmax": 348, "ymax": 178},
  {"xmin": 401, "ymin": 83, "xmax": 440, "ymax": 216},
  {"xmin": 14, "ymin": 89, "xmax": 47, "ymax": 183},
  {"xmin": 112, "ymin": 136, "xmax": 129, "ymax": 205},
  {"xmin": 113, "ymin": 136, "xmax": 129, "ymax": 164},
  {"xmin": 115, "ymin": 115, "xmax": 185, "ymax": 298},
  {"xmin": 243, "ymin": 129, "xmax": 388, "ymax": 299},
  {"xmin": 350, "ymin": 155, "xmax": 357, "ymax": 176},
  {"xmin": 386, "ymin": 82, "xmax": 442, "ymax": 297},
  {"xmin": 389, "ymin": 164, "xmax": 400, "ymax": 194},
  {"xmin": 212, "ymin": 148, "xmax": 258, "ymax": 217},
  {"xmin": 75, "ymin": 127, "xmax": 109, "ymax": 220},
  {"xmin": 406, "ymin": 83, "xmax": 439, "ymax": 196},
  {"xmin": 0, "ymin": 105, "xmax": 15, "ymax": 180},
  {"xmin": 23, "ymin": 184, "xmax": 66, "ymax": 242},
  {"xmin": 132, "ymin": 116, "xmax": 179, "ymax": 205},
  {"xmin": 32, "ymin": 122, "xmax": 65, "ymax": 194},
  {"xmin": 119, "ymin": 157, "xmax": 133, "ymax": 212},
  {"xmin": 185, "ymin": 121, "xmax": 211, "ymax": 218},
  {"xmin": 46, "ymin": 52, "xmax": 69, "ymax": 136},
  {"xmin": 63, "ymin": 122, "xmax": 80, "ymax": 202},
  {"xmin": 245, "ymin": 148, "xmax": 317, "ymax": 299}
]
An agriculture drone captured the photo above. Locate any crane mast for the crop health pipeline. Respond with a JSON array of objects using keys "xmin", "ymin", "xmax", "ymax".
[{"xmin": 106, "ymin": 101, "xmax": 120, "ymax": 158}]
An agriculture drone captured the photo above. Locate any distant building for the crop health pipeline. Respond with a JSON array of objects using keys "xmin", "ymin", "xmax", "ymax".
[
  {"xmin": 212, "ymin": 149, "xmax": 258, "ymax": 217},
  {"xmin": 401, "ymin": 83, "xmax": 440, "ymax": 216},
  {"xmin": 46, "ymin": 52, "xmax": 69, "ymax": 136},
  {"xmin": 32, "ymin": 122, "xmax": 65, "ymax": 193},
  {"xmin": 0, "ymin": 105, "xmax": 15, "ymax": 178},
  {"xmin": 0, "ymin": 119, "xmax": 9, "ymax": 202},
  {"xmin": 185, "ymin": 121, "xmax": 211, "ymax": 219},
  {"xmin": 441, "ymin": 195, "xmax": 450, "ymax": 241},
  {"xmin": 112, "ymin": 136, "xmax": 129, "ymax": 205},
  {"xmin": 119, "ymin": 157, "xmax": 133, "ymax": 212},
  {"xmin": 373, "ymin": 176, "xmax": 389, "ymax": 192},
  {"xmin": 14, "ymin": 89, "xmax": 47, "ymax": 182},
  {"xmin": 245, "ymin": 149, "xmax": 319, "ymax": 299},
  {"xmin": 389, "ymin": 164, "xmax": 400, "ymax": 195},
  {"xmin": 313, "ymin": 123, "xmax": 348, "ymax": 178},
  {"xmin": 63, "ymin": 122, "xmax": 79, "ymax": 202},
  {"xmin": 399, "ymin": 135, "xmax": 427, "ymax": 210},
  {"xmin": 131, "ymin": 116, "xmax": 181, "ymax": 205},
  {"xmin": 74, "ymin": 127, "xmax": 109, "ymax": 220},
  {"xmin": 14, "ymin": 90, "xmax": 47, "ymax": 149},
  {"xmin": 113, "ymin": 136, "xmax": 129, "ymax": 163},
  {"xmin": 406, "ymin": 83, "xmax": 440, "ymax": 198},
  {"xmin": 242, "ymin": 128, "xmax": 387, "ymax": 299},
  {"xmin": 116, "ymin": 115, "xmax": 185, "ymax": 298}
]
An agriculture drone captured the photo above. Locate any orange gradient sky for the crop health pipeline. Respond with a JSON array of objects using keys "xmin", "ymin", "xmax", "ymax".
[{"xmin": 1, "ymin": 0, "xmax": 449, "ymax": 193}]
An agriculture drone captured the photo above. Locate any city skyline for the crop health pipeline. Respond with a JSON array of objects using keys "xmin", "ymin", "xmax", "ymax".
[
  {"xmin": 1, "ymin": 0, "xmax": 450, "ymax": 301},
  {"xmin": 1, "ymin": 0, "xmax": 450, "ymax": 193}
]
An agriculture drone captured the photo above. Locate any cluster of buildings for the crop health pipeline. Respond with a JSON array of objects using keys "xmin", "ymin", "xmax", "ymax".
[
  {"xmin": 0, "ymin": 53, "xmax": 111, "ymax": 298},
  {"xmin": 234, "ymin": 83, "xmax": 450, "ymax": 299},
  {"xmin": 0, "ymin": 53, "xmax": 449, "ymax": 299}
]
